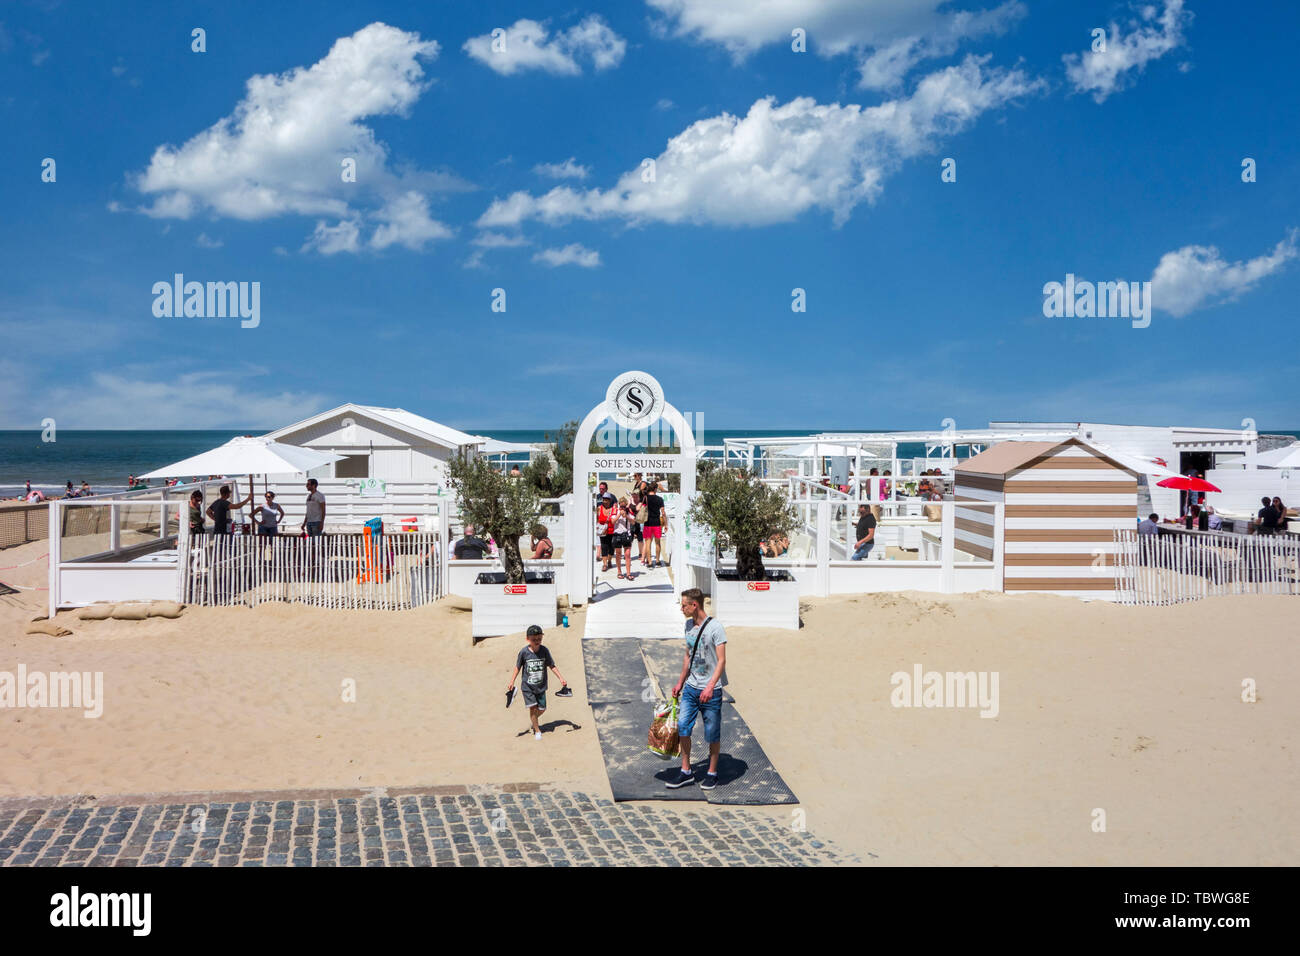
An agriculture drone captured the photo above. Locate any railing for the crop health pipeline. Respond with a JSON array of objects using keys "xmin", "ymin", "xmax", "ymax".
[
  {"xmin": 684, "ymin": 498, "xmax": 1003, "ymax": 597},
  {"xmin": 179, "ymin": 530, "xmax": 443, "ymax": 610},
  {"xmin": 1112, "ymin": 529, "xmax": 1300, "ymax": 605}
]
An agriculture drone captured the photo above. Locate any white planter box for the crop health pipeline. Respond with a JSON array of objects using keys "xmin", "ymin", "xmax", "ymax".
[
  {"xmin": 470, "ymin": 572, "xmax": 558, "ymax": 638},
  {"xmin": 710, "ymin": 571, "xmax": 799, "ymax": 630}
]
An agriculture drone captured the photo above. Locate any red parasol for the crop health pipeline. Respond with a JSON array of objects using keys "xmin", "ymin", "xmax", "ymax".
[{"xmin": 1156, "ymin": 476, "xmax": 1222, "ymax": 493}]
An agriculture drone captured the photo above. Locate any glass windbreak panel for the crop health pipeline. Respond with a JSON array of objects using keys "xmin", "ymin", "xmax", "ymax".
[{"xmin": 59, "ymin": 504, "xmax": 115, "ymax": 561}]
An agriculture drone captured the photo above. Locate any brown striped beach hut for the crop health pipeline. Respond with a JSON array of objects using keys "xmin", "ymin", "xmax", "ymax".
[{"xmin": 954, "ymin": 439, "xmax": 1138, "ymax": 599}]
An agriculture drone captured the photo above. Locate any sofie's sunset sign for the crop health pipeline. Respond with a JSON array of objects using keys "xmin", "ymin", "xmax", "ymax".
[{"xmin": 590, "ymin": 454, "xmax": 683, "ymax": 472}]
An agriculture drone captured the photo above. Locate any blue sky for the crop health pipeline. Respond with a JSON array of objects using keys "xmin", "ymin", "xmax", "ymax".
[{"xmin": 1, "ymin": 0, "xmax": 1297, "ymax": 432}]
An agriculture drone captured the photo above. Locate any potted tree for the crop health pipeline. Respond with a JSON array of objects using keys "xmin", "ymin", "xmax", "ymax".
[
  {"xmin": 688, "ymin": 465, "xmax": 801, "ymax": 629},
  {"xmin": 447, "ymin": 452, "xmax": 556, "ymax": 638}
]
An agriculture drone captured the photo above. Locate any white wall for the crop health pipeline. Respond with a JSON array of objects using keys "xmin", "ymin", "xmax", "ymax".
[{"xmin": 1204, "ymin": 468, "xmax": 1297, "ymax": 517}]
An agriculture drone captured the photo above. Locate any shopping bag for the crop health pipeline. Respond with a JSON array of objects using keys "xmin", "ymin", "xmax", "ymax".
[{"xmin": 647, "ymin": 697, "xmax": 681, "ymax": 758}]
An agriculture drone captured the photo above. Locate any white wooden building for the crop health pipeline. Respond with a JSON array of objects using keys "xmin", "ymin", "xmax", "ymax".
[{"xmin": 261, "ymin": 404, "xmax": 484, "ymax": 484}]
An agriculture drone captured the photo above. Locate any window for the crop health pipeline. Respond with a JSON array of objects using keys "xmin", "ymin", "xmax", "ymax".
[{"xmin": 335, "ymin": 454, "xmax": 369, "ymax": 479}]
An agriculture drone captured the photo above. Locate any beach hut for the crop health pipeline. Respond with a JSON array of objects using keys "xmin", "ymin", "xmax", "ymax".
[{"xmin": 954, "ymin": 439, "xmax": 1139, "ymax": 598}]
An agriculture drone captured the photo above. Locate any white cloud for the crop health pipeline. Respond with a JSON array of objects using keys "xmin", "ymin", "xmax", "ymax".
[
  {"xmin": 534, "ymin": 157, "xmax": 591, "ymax": 180},
  {"xmin": 647, "ymin": 0, "xmax": 1024, "ymax": 87},
  {"xmin": 369, "ymin": 191, "xmax": 454, "ymax": 250},
  {"xmin": 856, "ymin": 3, "xmax": 1025, "ymax": 89},
  {"xmin": 464, "ymin": 16, "xmax": 626, "ymax": 75},
  {"xmin": 195, "ymin": 232, "xmax": 224, "ymax": 248},
  {"xmin": 473, "ymin": 232, "xmax": 530, "ymax": 248},
  {"xmin": 130, "ymin": 23, "xmax": 452, "ymax": 253},
  {"xmin": 303, "ymin": 218, "xmax": 362, "ymax": 255},
  {"xmin": 1063, "ymin": 0, "xmax": 1191, "ymax": 103},
  {"xmin": 533, "ymin": 244, "xmax": 602, "ymax": 268},
  {"xmin": 1150, "ymin": 229, "xmax": 1297, "ymax": 317},
  {"xmin": 655, "ymin": 98, "xmax": 675, "ymax": 111},
  {"xmin": 479, "ymin": 55, "xmax": 1044, "ymax": 230},
  {"xmin": 0, "ymin": 366, "xmax": 327, "ymax": 429}
]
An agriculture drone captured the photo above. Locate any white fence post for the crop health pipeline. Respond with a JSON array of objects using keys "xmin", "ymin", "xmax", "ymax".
[
  {"xmin": 940, "ymin": 500, "xmax": 956, "ymax": 593},
  {"xmin": 815, "ymin": 500, "xmax": 831, "ymax": 597},
  {"xmin": 992, "ymin": 501, "xmax": 1005, "ymax": 592},
  {"xmin": 47, "ymin": 499, "xmax": 60, "ymax": 618}
]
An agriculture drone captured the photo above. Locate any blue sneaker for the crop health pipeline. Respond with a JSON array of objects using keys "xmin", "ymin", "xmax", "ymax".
[
  {"xmin": 665, "ymin": 769, "xmax": 695, "ymax": 789},
  {"xmin": 699, "ymin": 772, "xmax": 718, "ymax": 791}
]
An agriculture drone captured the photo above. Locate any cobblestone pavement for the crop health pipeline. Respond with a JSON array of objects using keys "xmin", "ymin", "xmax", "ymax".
[{"xmin": 0, "ymin": 784, "xmax": 858, "ymax": 867}]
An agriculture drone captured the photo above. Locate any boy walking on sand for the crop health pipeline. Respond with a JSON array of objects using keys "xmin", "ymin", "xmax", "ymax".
[{"xmin": 507, "ymin": 625, "xmax": 570, "ymax": 740}]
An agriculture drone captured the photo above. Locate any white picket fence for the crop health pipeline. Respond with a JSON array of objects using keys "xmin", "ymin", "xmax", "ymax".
[
  {"xmin": 179, "ymin": 531, "xmax": 444, "ymax": 610},
  {"xmin": 1112, "ymin": 529, "xmax": 1300, "ymax": 605}
]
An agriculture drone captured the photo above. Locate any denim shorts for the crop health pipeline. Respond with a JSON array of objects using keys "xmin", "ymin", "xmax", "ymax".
[{"xmin": 677, "ymin": 683, "xmax": 721, "ymax": 743}]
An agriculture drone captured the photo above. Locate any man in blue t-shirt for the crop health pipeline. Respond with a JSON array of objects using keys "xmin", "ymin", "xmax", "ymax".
[{"xmin": 667, "ymin": 587, "xmax": 727, "ymax": 790}]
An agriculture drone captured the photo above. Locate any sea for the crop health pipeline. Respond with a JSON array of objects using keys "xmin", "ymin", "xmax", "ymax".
[{"xmin": 4, "ymin": 427, "xmax": 1296, "ymax": 496}]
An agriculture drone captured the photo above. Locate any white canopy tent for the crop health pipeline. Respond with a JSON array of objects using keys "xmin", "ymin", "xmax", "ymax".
[
  {"xmin": 1241, "ymin": 443, "xmax": 1300, "ymax": 469},
  {"xmin": 139, "ymin": 437, "xmax": 346, "ymax": 522},
  {"xmin": 139, "ymin": 436, "xmax": 346, "ymax": 481}
]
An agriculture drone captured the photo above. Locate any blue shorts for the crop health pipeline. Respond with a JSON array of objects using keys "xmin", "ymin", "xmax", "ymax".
[{"xmin": 678, "ymin": 683, "xmax": 721, "ymax": 744}]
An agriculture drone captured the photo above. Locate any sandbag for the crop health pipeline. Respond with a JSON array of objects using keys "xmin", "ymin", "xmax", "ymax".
[
  {"xmin": 26, "ymin": 619, "xmax": 72, "ymax": 637},
  {"xmin": 110, "ymin": 604, "xmax": 150, "ymax": 620},
  {"xmin": 77, "ymin": 605, "xmax": 115, "ymax": 621},
  {"xmin": 648, "ymin": 698, "xmax": 681, "ymax": 759},
  {"xmin": 147, "ymin": 601, "xmax": 184, "ymax": 619}
]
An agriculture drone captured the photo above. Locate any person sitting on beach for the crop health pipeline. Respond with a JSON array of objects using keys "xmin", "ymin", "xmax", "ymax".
[
  {"xmin": 207, "ymin": 484, "xmax": 253, "ymax": 535},
  {"xmin": 1137, "ymin": 513, "xmax": 1159, "ymax": 536},
  {"xmin": 25, "ymin": 488, "xmax": 45, "ymax": 503},
  {"xmin": 63, "ymin": 481, "xmax": 76, "ymax": 498},
  {"xmin": 454, "ymin": 524, "xmax": 491, "ymax": 560},
  {"xmin": 251, "ymin": 491, "xmax": 285, "ymax": 536},
  {"xmin": 1251, "ymin": 496, "xmax": 1277, "ymax": 535},
  {"xmin": 761, "ymin": 533, "xmax": 790, "ymax": 558},
  {"xmin": 1273, "ymin": 497, "xmax": 1289, "ymax": 533},
  {"xmin": 80, "ymin": 481, "xmax": 93, "ymax": 496},
  {"xmin": 529, "ymin": 524, "xmax": 554, "ymax": 560},
  {"xmin": 1205, "ymin": 506, "xmax": 1223, "ymax": 531}
]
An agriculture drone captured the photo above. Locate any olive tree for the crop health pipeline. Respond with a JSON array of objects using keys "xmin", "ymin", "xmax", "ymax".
[
  {"xmin": 688, "ymin": 465, "xmax": 797, "ymax": 581},
  {"xmin": 447, "ymin": 451, "xmax": 541, "ymax": 584}
]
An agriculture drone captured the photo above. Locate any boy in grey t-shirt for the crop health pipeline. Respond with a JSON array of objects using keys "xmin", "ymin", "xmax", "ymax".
[{"xmin": 506, "ymin": 625, "xmax": 569, "ymax": 741}]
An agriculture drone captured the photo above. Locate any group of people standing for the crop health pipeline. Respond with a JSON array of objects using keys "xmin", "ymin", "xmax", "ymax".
[
  {"xmin": 186, "ymin": 479, "xmax": 327, "ymax": 538},
  {"xmin": 594, "ymin": 474, "xmax": 668, "ymax": 579}
]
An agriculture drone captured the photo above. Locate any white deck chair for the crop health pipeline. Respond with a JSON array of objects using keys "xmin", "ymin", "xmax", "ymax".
[{"xmin": 786, "ymin": 532, "xmax": 813, "ymax": 562}]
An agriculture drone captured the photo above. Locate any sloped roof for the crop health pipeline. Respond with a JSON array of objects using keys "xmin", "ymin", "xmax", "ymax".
[
  {"xmin": 955, "ymin": 438, "xmax": 1141, "ymax": 476},
  {"xmin": 955, "ymin": 441, "xmax": 1064, "ymax": 475},
  {"xmin": 263, "ymin": 403, "xmax": 483, "ymax": 449}
]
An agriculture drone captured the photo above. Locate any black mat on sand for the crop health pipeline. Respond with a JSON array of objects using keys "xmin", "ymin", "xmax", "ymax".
[{"xmin": 583, "ymin": 639, "xmax": 795, "ymax": 806}]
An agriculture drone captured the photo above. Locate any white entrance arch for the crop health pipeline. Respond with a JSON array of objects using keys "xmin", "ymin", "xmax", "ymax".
[{"xmin": 565, "ymin": 377, "xmax": 696, "ymax": 605}]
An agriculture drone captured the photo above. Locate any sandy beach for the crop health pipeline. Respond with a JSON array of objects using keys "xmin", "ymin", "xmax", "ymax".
[{"xmin": 4, "ymin": 526, "xmax": 1296, "ymax": 866}]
